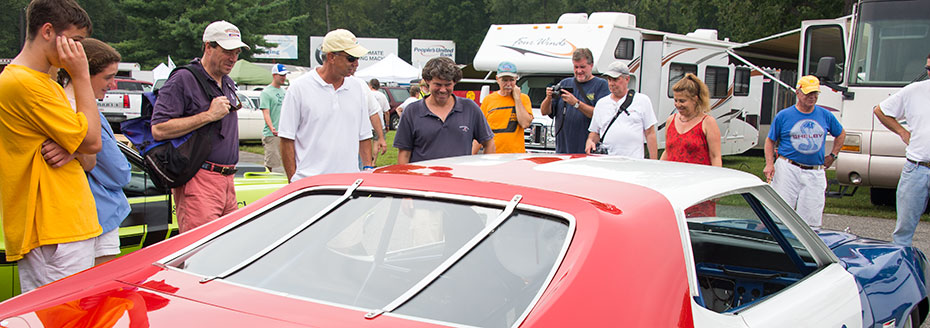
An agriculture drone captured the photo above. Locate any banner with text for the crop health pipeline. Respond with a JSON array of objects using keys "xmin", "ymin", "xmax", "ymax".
[
  {"xmin": 254, "ymin": 35, "xmax": 299, "ymax": 59},
  {"xmin": 411, "ymin": 39, "xmax": 456, "ymax": 68},
  {"xmin": 309, "ymin": 36, "xmax": 398, "ymax": 69}
]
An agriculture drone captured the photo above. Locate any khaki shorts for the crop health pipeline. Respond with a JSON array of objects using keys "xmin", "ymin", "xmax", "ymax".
[{"xmin": 263, "ymin": 136, "xmax": 282, "ymax": 169}]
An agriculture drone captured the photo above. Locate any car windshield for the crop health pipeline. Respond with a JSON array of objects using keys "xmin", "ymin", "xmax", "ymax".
[
  {"xmin": 848, "ymin": 0, "xmax": 930, "ymax": 86},
  {"xmin": 171, "ymin": 190, "xmax": 570, "ymax": 327}
]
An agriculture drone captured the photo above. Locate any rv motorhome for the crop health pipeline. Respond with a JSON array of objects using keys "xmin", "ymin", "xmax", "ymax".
[
  {"xmin": 736, "ymin": 0, "xmax": 930, "ymax": 205},
  {"xmin": 473, "ymin": 12, "xmax": 765, "ymax": 155}
]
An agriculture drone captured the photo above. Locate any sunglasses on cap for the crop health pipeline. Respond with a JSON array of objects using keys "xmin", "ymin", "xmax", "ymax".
[{"xmin": 335, "ymin": 52, "xmax": 358, "ymax": 62}]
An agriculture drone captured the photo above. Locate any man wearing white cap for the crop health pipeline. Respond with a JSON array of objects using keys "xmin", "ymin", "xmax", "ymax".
[
  {"xmin": 260, "ymin": 63, "xmax": 288, "ymax": 172},
  {"xmin": 278, "ymin": 29, "xmax": 374, "ymax": 182},
  {"xmin": 763, "ymin": 75, "xmax": 845, "ymax": 228},
  {"xmin": 151, "ymin": 20, "xmax": 249, "ymax": 232},
  {"xmin": 473, "ymin": 61, "xmax": 533, "ymax": 154},
  {"xmin": 585, "ymin": 61, "xmax": 657, "ymax": 159}
]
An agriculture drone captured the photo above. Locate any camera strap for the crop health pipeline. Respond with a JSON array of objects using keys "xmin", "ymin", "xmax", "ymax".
[
  {"xmin": 600, "ymin": 89, "xmax": 636, "ymax": 141},
  {"xmin": 555, "ymin": 78, "xmax": 592, "ymax": 138}
]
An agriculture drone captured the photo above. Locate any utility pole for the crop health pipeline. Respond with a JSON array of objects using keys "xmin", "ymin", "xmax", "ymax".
[
  {"xmin": 325, "ymin": 0, "xmax": 331, "ymax": 31},
  {"xmin": 19, "ymin": 8, "xmax": 26, "ymax": 50}
]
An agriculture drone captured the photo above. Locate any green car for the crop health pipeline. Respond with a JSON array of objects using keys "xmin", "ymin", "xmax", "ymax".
[{"xmin": 0, "ymin": 142, "xmax": 287, "ymax": 300}]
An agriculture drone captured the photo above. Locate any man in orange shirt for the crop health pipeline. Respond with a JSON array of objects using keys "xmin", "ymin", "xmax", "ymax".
[
  {"xmin": 474, "ymin": 61, "xmax": 533, "ymax": 154},
  {"xmin": 0, "ymin": 0, "xmax": 102, "ymax": 292}
]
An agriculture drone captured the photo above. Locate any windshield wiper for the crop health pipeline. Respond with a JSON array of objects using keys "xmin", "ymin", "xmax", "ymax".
[
  {"xmin": 200, "ymin": 179, "xmax": 364, "ymax": 283},
  {"xmin": 364, "ymin": 194, "xmax": 523, "ymax": 320}
]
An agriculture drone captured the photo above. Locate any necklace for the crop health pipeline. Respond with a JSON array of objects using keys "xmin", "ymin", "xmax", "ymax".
[{"xmin": 678, "ymin": 112, "xmax": 699, "ymax": 123}]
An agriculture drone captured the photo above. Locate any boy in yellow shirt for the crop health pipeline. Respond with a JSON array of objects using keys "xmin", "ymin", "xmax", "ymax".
[
  {"xmin": 474, "ymin": 62, "xmax": 534, "ymax": 154},
  {"xmin": 0, "ymin": 0, "xmax": 102, "ymax": 293}
]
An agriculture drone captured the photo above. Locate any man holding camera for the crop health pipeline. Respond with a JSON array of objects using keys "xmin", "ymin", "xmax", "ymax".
[
  {"xmin": 585, "ymin": 62, "xmax": 657, "ymax": 159},
  {"xmin": 541, "ymin": 48, "xmax": 610, "ymax": 154}
]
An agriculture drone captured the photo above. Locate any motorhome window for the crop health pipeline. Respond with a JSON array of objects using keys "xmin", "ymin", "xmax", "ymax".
[
  {"xmin": 668, "ymin": 63, "xmax": 697, "ymax": 98},
  {"xmin": 803, "ymin": 25, "xmax": 845, "ymax": 83},
  {"xmin": 849, "ymin": 0, "xmax": 930, "ymax": 86},
  {"xmin": 519, "ymin": 76, "xmax": 568, "ymax": 108},
  {"xmin": 704, "ymin": 66, "xmax": 729, "ymax": 99},
  {"xmin": 734, "ymin": 68, "xmax": 751, "ymax": 97},
  {"xmin": 688, "ymin": 192, "xmax": 816, "ymax": 313},
  {"xmin": 614, "ymin": 38, "xmax": 635, "ymax": 60}
]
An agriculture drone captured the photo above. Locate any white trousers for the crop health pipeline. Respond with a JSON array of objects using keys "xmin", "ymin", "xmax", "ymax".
[
  {"xmin": 18, "ymin": 238, "xmax": 95, "ymax": 293},
  {"xmin": 771, "ymin": 157, "xmax": 827, "ymax": 227}
]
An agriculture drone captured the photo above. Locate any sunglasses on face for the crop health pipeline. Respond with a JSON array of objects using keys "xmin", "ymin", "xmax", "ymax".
[
  {"xmin": 336, "ymin": 52, "xmax": 358, "ymax": 62},
  {"xmin": 925, "ymin": 66, "xmax": 930, "ymax": 72}
]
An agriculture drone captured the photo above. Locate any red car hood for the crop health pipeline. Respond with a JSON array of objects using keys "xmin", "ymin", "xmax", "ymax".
[{"xmin": 0, "ymin": 265, "xmax": 443, "ymax": 327}]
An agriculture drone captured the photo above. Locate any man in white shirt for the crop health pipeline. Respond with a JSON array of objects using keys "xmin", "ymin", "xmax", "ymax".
[
  {"xmin": 278, "ymin": 29, "xmax": 373, "ymax": 182},
  {"xmin": 584, "ymin": 61, "xmax": 657, "ymax": 159},
  {"xmin": 874, "ymin": 53, "xmax": 930, "ymax": 246},
  {"xmin": 395, "ymin": 85, "xmax": 419, "ymax": 116}
]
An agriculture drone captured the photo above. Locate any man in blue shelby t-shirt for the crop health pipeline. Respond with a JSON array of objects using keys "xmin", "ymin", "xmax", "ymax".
[
  {"xmin": 763, "ymin": 76, "xmax": 845, "ymax": 228},
  {"xmin": 541, "ymin": 48, "xmax": 610, "ymax": 154}
]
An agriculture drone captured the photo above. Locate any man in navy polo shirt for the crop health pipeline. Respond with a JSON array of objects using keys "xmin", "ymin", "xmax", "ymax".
[
  {"xmin": 541, "ymin": 48, "xmax": 610, "ymax": 154},
  {"xmin": 394, "ymin": 57, "xmax": 495, "ymax": 164}
]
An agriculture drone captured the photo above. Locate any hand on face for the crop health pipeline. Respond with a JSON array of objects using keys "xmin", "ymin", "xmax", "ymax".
[{"xmin": 56, "ymin": 36, "xmax": 89, "ymax": 80}]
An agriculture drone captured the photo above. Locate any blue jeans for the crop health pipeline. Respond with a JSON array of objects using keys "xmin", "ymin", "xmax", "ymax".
[{"xmin": 893, "ymin": 160, "xmax": 930, "ymax": 246}]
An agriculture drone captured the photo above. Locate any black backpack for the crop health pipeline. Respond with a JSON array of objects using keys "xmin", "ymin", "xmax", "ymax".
[{"xmin": 120, "ymin": 65, "xmax": 222, "ymax": 189}]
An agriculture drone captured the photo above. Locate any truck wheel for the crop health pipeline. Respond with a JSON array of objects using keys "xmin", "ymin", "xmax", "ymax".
[
  {"xmin": 869, "ymin": 188, "xmax": 895, "ymax": 207},
  {"xmin": 391, "ymin": 114, "xmax": 400, "ymax": 130}
]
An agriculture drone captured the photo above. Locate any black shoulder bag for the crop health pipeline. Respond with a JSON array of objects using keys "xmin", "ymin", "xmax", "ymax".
[{"xmin": 592, "ymin": 89, "xmax": 636, "ymax": 154}]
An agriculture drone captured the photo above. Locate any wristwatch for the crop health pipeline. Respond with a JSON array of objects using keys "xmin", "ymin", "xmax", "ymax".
[
  {"xmin": 573, "ymin": 101, "xmax": 581, "ymax": 109},
  {"xmin": 828, "ymin": 153, "xmax": 837, "ymax": 159}
]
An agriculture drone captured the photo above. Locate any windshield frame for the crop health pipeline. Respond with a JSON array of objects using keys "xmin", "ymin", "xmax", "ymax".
[{"xmin": 158, "ymin": 183, "xmax": 577, "ymax": 328}]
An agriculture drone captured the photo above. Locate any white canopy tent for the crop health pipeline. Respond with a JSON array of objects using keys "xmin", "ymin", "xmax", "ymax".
[{"xmin": 354, "ymin": 53, "xmax": 420, "ymax": 85}]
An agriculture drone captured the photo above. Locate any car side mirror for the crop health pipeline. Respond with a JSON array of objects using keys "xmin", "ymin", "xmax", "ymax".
[
  {"xmin": 814, "ymin": 56, "xmax": 854, "ymax": 100},
  {"xmin": 816, "ymin": 57, "xmax": 836, "ymax": 83}
]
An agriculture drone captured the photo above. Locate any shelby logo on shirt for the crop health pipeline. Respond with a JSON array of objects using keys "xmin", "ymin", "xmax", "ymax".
[
  {"xmin": 459, "ymin": 125, "xmax": 470, "ymax": 133},
  {"xmin": 789, "ymin": 119, "xmax": 825, "ymax": 154}
]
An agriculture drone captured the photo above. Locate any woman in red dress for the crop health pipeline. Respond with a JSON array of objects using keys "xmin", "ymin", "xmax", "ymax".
[{"xmin": 660, "ymin": 73, "xmax": 721, "ymax": 217}]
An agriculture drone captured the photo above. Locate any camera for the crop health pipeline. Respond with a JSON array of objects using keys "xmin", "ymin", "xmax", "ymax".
[
  {"xmin": 591, "ymin": 143, "xmax": 609, "ymax": 155},
  {"xmin": 551, "ymin": 84, "xmax": 573, "ymax": 95}
]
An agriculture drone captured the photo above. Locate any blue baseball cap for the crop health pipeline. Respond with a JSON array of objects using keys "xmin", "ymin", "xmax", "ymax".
[
  {"xmin": 497, "ymin": 61, "xmax": 519, "ymax": 78},
  {"xmin": 271, "ymin": 63, "xmax": 289, "ymax": 75}
]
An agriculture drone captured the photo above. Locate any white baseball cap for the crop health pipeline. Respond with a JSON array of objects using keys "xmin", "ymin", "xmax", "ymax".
[
  {"xmin": 271, "ymin": 63, "xmax": 289, "ymax": 75},
  {"xmin": 321, "ymin": 29, "xmax": 368, "ymax": 58},
  {"xmin": 203, "ymin": 21, "xmax": 250, "ymax": 50},
  {"xmin": 602, "ymin": 61, "xmax": 631, "ymax": 78}
]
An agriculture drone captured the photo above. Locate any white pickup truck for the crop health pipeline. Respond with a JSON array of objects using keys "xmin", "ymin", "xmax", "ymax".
[{"xmin": 97, "ymin": 91, "xmax": 144, "ymax": 133}]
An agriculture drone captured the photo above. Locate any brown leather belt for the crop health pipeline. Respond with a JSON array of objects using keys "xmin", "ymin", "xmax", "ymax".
[
  {"xmin": 201, "ymin": 162, "xmax": 237, "ymax": 175},
  {"xmin": 780, "ymin": 156, "xmax": 822, "ymax": 170},
  {"xmin": 907, "ymin": 158, "xmax": 930, "ymax": 168}
]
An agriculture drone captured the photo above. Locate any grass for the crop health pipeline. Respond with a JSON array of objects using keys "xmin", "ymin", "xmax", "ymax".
[
  {"xmin": 242, "ymin": 136, "xmax": 905, "ymax": 220},
  {"xmin": 722, "ymin": 154, "xmax": 904, "ymax": 220}
]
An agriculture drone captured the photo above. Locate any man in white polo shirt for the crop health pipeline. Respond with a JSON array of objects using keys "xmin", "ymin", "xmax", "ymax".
[
  {"xmin": 874, "ymin": 53, "xmax": 930, "ymax": 246},
  {"xmin": 278, "ymin": 29, "xmax": 373, "ymax": 182}
]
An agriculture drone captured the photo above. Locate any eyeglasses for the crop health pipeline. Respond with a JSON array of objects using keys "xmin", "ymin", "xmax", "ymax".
[
  {"xmin": 229, "ymin": 91, "xmax": 243, "ymax": 111},
  {"xmin": 336, "ymin": 52, "xmax": 358, "ymax": 62}
]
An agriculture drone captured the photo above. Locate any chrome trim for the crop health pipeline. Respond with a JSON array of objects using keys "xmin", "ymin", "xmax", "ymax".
[
  {"xmin": 366, "ymin": 194, "xmax": 524, "ymax": 319},
  {"xmin": 157, "ymin": 184, "xmax": 577, "ymax": 328},
  {"xmin": 200, "ymin": 179, "xmax": 363, "ymax": 283}
]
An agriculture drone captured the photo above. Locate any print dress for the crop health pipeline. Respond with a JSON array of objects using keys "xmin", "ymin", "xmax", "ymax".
[{"xmin": 665, "ymin": 114, "xmax": 715, "ymax": 217}]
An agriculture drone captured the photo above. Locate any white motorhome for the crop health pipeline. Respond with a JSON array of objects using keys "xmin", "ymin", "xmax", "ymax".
[
  {"xmin": 736, "ymin": 0, "xmax": 930, "ymax": 205},
  {"xmin": 473, "ymin": 12, "xmax": 764, "ymax": 155}
]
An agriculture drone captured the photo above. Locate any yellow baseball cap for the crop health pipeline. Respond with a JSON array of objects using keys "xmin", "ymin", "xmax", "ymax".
[
  {"xmin": 796, "ymin": 75, "xmax": 821, "ymax": 94},
  {"xmin": 321, "ymin": 29, "xmax": 368, "ymax": 58}
]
